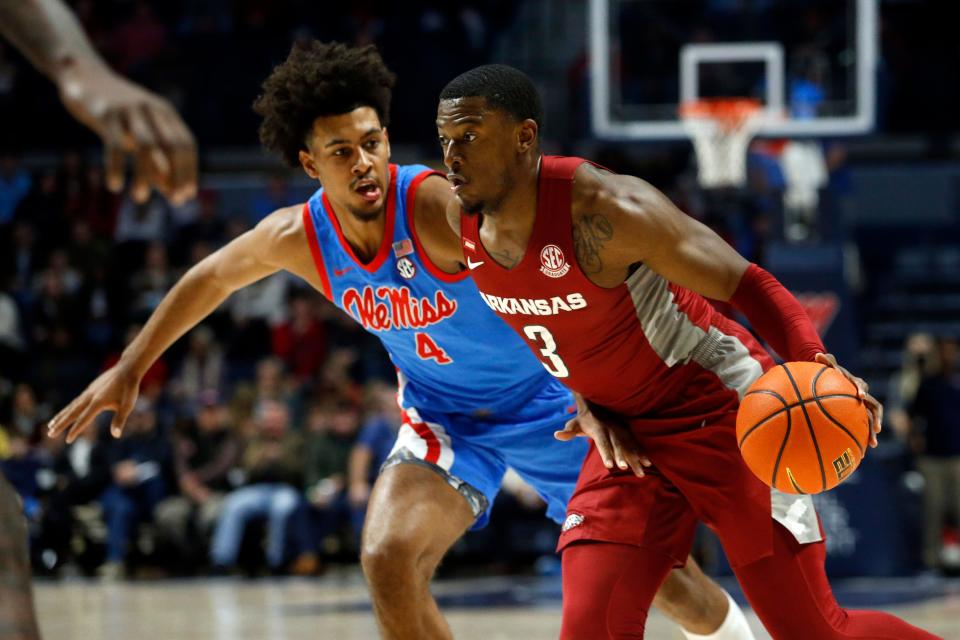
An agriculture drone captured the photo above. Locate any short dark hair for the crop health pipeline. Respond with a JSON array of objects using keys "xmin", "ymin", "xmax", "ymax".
[
  {"xmin": 439, "ymin": 64, "xmax": 543, "ymax": 125},
  {"xmin": 254, "ymin": 41, "xmax": 396, "ymax": 167}
]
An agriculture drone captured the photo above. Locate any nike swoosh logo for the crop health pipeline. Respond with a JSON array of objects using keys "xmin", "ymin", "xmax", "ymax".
[
  {"xmin": 333, "ymin": 266, "xmax": 354, "ymax": 276},
  {"xmin": 466, "ymin": 258, "xmax": 485, "ymax": 270}
]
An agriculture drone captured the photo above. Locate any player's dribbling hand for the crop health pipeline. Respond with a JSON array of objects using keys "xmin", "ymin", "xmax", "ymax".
[
  {"xmin": 815, "ymin": 352, "xmax": 883, "ymax": 448},
  {"xmin": 56, "ymin": 60, "xmax": 197, "ymax": 205},
  {"xmin": 47, "ymin": 363, "xmax": 141, "ymax": 443},
  {"xmin": 555, "ymin": 408, "xmax": 651, "ymax": 477}
]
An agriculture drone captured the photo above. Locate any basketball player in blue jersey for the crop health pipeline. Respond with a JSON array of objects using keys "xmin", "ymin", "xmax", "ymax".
[{"xmin": 49, "ymin": 41, "xmax": 753, "ymax": 640}]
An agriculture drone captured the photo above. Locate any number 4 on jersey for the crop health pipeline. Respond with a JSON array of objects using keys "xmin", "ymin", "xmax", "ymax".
[{"xmin": 415, "ymin": 332, "xmax": 453, "ymax": 365}]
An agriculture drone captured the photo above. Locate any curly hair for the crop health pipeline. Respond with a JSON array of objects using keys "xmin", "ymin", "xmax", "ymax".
[{"xmin": 254, "ymin": 41, "xmax": 396, "ymax": 167}]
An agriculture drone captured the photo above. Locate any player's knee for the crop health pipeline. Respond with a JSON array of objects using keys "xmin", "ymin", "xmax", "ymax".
[{"xmin": 361, "ymin": 532, "xmax": 436, "ymax": 591}]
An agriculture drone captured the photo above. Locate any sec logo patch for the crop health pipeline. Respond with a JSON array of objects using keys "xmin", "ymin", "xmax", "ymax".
[
  {"xmin": 397, "ymin": 257, "xmax": 416, "ymax": 279},
  {"xmin": 539, "ymin": 244, "xmax": 570, "ymax": 278}
]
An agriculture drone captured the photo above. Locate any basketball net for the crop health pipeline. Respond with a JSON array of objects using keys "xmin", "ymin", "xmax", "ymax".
[{"xmin": 680, "ymin": 99, "xmax": 763, "ymax": 189}]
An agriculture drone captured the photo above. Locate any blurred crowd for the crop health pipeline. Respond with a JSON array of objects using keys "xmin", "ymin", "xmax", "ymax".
[
  {"xmin": 0, "ymin": 147, "xmax": 559, "ymax": 578},
  {"xmin": 887, "ymin": 333, "xmax": 960, "ymax": 574}
]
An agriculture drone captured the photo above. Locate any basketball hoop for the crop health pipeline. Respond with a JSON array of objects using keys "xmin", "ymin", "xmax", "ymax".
[{"xmin": 679, "ymin": 99, "xmax": 763, "ymax": 189}]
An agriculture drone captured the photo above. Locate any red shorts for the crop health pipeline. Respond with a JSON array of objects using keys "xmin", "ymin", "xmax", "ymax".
[{"xmin": 559, "ymin": 403, "xmax": 777, "ymax": 568}]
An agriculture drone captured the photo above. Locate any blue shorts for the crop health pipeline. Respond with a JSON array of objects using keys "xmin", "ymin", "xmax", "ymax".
[{"xmin": 384, "ymin": 378, "xmax": 588, "ymax": 528}]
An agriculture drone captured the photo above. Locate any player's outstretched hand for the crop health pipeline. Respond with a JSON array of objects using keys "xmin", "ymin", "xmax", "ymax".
[
  {"xmin": 57, "ymin": 62, "xmax": 197, "ymax": 205},
  {"xmin": 555, "ymin": 407, "xmax": 651, "ymax": 477},
  {"xmin": 47, "ymin": 364, "xmax": 141, "ymax": 443},
  {"xmin": 815, "ymin": 352, "xmax": 883, "ymax": 448}
]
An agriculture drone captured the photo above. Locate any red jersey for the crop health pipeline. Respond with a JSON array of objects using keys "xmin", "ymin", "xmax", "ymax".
[{"xmin": 461, "ymin": 156, "xmax": 774, "ymax": 424}]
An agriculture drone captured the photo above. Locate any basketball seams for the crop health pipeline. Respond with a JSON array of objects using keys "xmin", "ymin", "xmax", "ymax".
[
  {"xmin": 737, "ymin": 394, "xmax": 858, "ymax": 448},
  {"xmin": 782, "ymin": 364, "xmax": 827, "ymax": 493},
  {"xmin": 811, "ymin": 367, "xmax": 866, "ymax": 457},
  {"xmin": 770, "ymin": 398, "xmax": 791, "ymax": 490},
  {"xmin": 737, "ymin": 389, "xmax": 787, "ymax": 447}
]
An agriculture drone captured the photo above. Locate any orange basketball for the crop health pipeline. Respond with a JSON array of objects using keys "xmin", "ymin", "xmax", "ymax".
[{"xmin": 736, "ymin": 362, "xmax": 871, "ymax": 495}]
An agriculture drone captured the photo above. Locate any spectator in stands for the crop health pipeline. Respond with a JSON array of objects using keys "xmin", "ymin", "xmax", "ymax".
[
  {"xmin": 78, "ymin": 262, "xmax": 119, "ymax": 352},
  {"xmin": 111, "ymin": 1, "xmax": 168, "ymax": 75},
  {"xmin": 99, "ymin": 398, "xmax": 170, "ymax": 579},
  {"xmin": 73, "ymin": 164, "xmax": 119, "ymax": 238},
  {"xmin": 0, "ymin": 384, "xmax": 52, "ymax": 512},
  {"xmin": 347, "ymin": 382, "xmax": 400, "ymax": 528},
  {"xmin": 910, "ymin": 335, "xmax": 960, "ymax": 570},
  {"xmin": 271, "ymin": 292, "xmax": 327, "ymax": 385},
  {"xmin": 173, "ymin": 189, "xmax": 225, "ymax": 265},
  {"xmin": 172, "ymin": 326, "xmax": 225, "ymax": 406},
  {"xmin": 252, "ymin": 356, "xmax": 296, "ymax": 407},
  {"xmin": 5, "ymin": 384, "xmax": 47, "ymax": 441},
  {"xmin": 130, "ymin": 241, "xmax": 174, "ymax": 317},
  {"xmin": 12, "ymin": 169, "xmax": 68, "ymax": 251},
  {"xmin": 36, "ymin": 249, "xmax": 81, "ymax": 296},
  {"xmin": 30, "ymin": 269, "xmax": 80, "ymax": 353},
  {"xmin": 37, "ymin": 424, "xmax": 111, "ymax": 574},
  {"xmin": 3, "ymin": 221, "xmax": 42, "ymax": 303},
  {"xmin": 225, "ymin": 275, "xmax": 288, "ymax": 374},
  {"xmin": 0, "ymin": 290, "xmax": 25, "ymax": 380},
  {"xmin": 114, "ymin": 191, "xmax": 169, "ymax": 245},
  {"xmin": 155, "ymin": 390, "xmax": 240, "ymax": 571},
  {"xmin": 68, "ymin": 219, "xmax": 111, "ymax": 283},
  {"xmin": 0, "ymin": 153, "xmax": 31, "ymax": 225},
  {"xmin": 209, "ymin": 399, "xmax": 304, "ymax": 573},
  {"xmin": 888, "ymin": 332, "xmax": 936, "ymax": 443},
  {"xmin": 288, "ymin": 398, "xmax": 362, "ymax": 574}
]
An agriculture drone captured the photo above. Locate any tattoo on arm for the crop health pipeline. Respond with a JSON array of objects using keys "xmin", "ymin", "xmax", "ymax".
[{"xmin": 573, "ymin": 213, "xmax": 614, "ymax": 275}]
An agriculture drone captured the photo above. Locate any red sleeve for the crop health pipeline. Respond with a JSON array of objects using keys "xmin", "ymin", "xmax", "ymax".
[{"xmin": 729, "ymin": 263, "xmax": 826, "ymax": 362}]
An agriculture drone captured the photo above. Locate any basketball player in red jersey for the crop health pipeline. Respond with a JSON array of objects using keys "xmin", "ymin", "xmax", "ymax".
[{"xmin": 437, "ymin": 65, "xmax": 939, "ymax": 640}]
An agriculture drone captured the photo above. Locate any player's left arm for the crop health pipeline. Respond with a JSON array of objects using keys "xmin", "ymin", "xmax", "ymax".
[{"xmin": 574, "ymin": 164, "xmax": 882, "ymax": 444}]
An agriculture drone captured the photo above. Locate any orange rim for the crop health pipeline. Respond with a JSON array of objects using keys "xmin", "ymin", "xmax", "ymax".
[{"xmin": 679, "ymin": 98, "xmax": 762, "ymax": 131}]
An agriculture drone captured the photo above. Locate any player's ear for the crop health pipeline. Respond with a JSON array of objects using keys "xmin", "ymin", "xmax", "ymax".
[
  {"xmin": 517, "ymin": 119, "xmax": 538, "ymax": 154},
  {"xmin": 299, "ymin": 149, "xmax": 320, "ymax": 180},
  {"xmin": 382, "ymin": 127, "xmax": 391, "ymax": 156}
]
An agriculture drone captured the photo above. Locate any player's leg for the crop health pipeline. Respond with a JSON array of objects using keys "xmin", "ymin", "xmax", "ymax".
[
  {"xmin": 361, "ymin": 463, "xmax": 475, "ymax": 640},
  {"xmin": 654, "ymin": 557, "xmax": 753, "ymax": 640},
  {"xmin": 0, "ymin": 472, "xmax": 41, "ymax": 640},
  {"xmin": 650, "ymin": 416, "xmax": 940, "ymax": 640},
  {"xmin": 734, "ymin": 520, "xmax": 941, "ymax": 640},
  {"xmin": 560, "ymin": 540, "xmax": 676, "ymax": 639},
  {"xmin": 502, "ymin": 384, "xmax": 753, "ymax": 640}
]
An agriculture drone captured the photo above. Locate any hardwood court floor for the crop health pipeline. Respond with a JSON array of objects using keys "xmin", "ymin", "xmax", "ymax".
[{"xmin": 34, "ymin": 572, "xmax": 960, "ymax": 639}]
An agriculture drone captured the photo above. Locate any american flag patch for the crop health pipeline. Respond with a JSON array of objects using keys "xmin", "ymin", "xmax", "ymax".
[
  {"xmin": 463, "ymin": 239, "xmax": 476, "ymax": 251},
  {"xmin": 392, "ymin": 238, "xmax": 414, "ymax": 257}
]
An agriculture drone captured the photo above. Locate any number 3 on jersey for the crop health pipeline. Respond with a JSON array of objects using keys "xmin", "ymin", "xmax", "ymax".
[
  {"xmin": 523, "ymin": 325, "xmax": 569, "ymax": 378},
  {"xmin": 415, "ymin": 332, "xmax": 453, "ymax": 365}
]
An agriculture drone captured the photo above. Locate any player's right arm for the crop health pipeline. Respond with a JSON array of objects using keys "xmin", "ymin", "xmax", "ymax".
[{"xmin": 47, "ymin": 205, "xmax": 310, "ymax": 443}]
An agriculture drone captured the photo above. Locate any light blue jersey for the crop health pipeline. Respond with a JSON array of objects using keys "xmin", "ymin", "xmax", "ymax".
[
  {"xmin": 303, "ymin": 164, "xmax": 587, "ymax": 526},
  {"xmin": 305, "ymin": 164, "xmax": 552, "ymax": 414}
]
